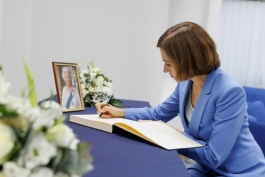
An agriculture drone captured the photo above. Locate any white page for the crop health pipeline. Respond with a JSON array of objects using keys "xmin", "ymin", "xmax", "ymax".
[
  {"xmin": 71, "ymin": 114, "xmax": 203, "ymax": 150},
  {"xmin": 123, "ymin": 121, "xmax": 203, "ymax": 150}
]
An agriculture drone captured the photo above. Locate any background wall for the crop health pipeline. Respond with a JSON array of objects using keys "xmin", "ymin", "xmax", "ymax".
[
  {"xmin": 0, "ymin": 0, "xmax": 222, "ymax": 130},
  {"xmin": 217, "ymin": 0, "xmax": 265, "ymax": 88}
]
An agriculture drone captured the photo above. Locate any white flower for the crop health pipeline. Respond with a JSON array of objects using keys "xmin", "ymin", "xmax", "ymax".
[
  {"xmin": 4, "ymin": 96, "xmax": 40, "ymax": 122},
  {"xmin": 3, "ymin": 162, "xmax": 30, "ymax": 177},
  {"xmin": 89, "ymin": 72, "xmax": 97, "ymax": 81},
  {"xmin": 80, "ymin": 62, "xmax": 119, "ymax": 109},
  {"xmin": 0, "ymin": 62, "xmax": 93, "ymax": 176},
  {"xmin": 82, "ymin": 89, "xmax": 89, "ymax": 98},
  {"xmin": 54, "ymin": 173, "xmax": 81, "ymax": 177},
  {"xmin": 71, "ymin": 174, "xmax": 80, "ymax": 177},
  {"xmin": 30, "ymin": 167, "xmax": 54, "ymax": 177},
  {"xmin": 96, "ymin": 76, "xmax": 104, "ymax": 85},
  {"xmin": 92, "ymin": 95, "xmax": 101, "ymax": 103},
  {"xmin": 54, "ymin": 172, "xmax": 69, "ymax": 177},
  {"xmin": 0, "ymin": 123, "xmax": 16, "ymax": 165},
  {"xmin": 79, "ymin": 74, "xmax": 84, "ymax": 80},
  {"xmin": 33, "ymin": 101, "xmax": 62, "ymax": 130},
  {"xmin": 95, "ymin": 85, "xmax": 103, "ymax": 92},
  {"xmin": 93, "ymin": 67, "xmax": 100, "ymax": 73},
  {"xmin": 81, "ymin": 77, "xmax": 87, "ymax": 84},
  {"xmin": 103, "ymin": 81, "xmax": 113, "ymax": 88},
  {"xmin": 102, "ymin": 87, "xmax": 113, "ymax": 96},
  {"xmin": 21, "ymin": 133, "xmax": 56, "ymax": 170},
  {"xmin": 81, "ymin": 83, "xmax": 86, "ymax": 90},
  {"xmin": 102, "ymin": 95, "xmax": 110, "ymax": 102},
  {"xmin": 82, "ymin": 69, "xmax": 89, "ymax": 74},
  {"xmin": 0, "ymin": 72, "xmax": 11, "ymax": 103},
  {"xmin": 88, "ymin": 86, "xmax": 94, "ymax": 93},
  {"xmin": 46, "ymin": 124, "xmax": 80, "ymax": 150}
]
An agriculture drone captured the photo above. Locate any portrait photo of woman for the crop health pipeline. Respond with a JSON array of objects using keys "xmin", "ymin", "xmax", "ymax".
[
  {"xmin": 52, "ymin": 62, "xmax": 84, "ymax": 112},
  {"xmin": 61, "ymin": 66, "xmax": 82, "ymax": 109}
]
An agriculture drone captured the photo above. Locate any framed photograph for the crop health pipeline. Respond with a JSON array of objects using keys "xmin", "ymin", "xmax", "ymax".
[{"xmin": 52, "ymin": 62, "xmax": 85, "ymax": 112}]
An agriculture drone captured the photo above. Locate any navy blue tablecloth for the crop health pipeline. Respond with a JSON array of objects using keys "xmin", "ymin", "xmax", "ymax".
[{"xmin": 44, "ymin": 98, "xmax": 190, "ymax": 177}]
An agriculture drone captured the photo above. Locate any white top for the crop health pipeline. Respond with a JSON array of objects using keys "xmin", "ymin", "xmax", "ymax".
[
  {"xmin": 185, "ymin": 88, "xmax": 194, "ymax": 123},
  {"xmin": 61, "ymin": 86, "xmax": 81, "ymax": 109}
]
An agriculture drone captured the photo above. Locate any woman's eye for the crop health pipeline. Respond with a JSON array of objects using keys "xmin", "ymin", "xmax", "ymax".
[{"xmin": 166, "ymin": 64, "xmax": 171, "ymax": 67}]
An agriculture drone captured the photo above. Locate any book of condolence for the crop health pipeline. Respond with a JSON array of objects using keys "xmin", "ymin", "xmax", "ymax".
[{"xmin": 69, "ymin": 114, "xmax": 204, "ymax": 150}]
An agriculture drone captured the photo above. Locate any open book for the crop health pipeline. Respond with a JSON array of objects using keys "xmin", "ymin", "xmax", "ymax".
[{"xmin": 69, "ymin": 114, "xmax": 203, "ymax": 150}]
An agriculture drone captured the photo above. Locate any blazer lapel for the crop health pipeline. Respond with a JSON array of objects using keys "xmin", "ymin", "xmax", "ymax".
[
  {"xmin": 179, "ymin": 80, "xmax": 192, "ymax": 131},
  {"xmin": 188, "ymin": 69, "xmax": 221, "ymax": 139}
]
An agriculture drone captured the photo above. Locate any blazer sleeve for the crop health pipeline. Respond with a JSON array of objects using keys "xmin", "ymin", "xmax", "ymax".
[
  {"xmin": 178, "ymin": 86, "xmax": 246, "ymax": 168},
  {"xmin": 124, "ymin": 84, "xmax": 180, "ymax": 122}
]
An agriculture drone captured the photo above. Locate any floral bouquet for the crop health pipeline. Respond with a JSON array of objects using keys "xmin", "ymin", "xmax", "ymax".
[
  {"xmin": 79, "ymin": 61, "xmax": 124, "ymax": 108},
  {"xmin": 0, "ymin": 61, "xmax": 93, "ymax": 177}
]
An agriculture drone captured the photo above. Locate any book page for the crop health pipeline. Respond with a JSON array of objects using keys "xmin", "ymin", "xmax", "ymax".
[
  {"xmin": 115, "ymin": 121, "xmax": 203, "ymax": 150},
  {"xmin": 70, "ymin": 114, "xmax": 203, "ymax": 150}
]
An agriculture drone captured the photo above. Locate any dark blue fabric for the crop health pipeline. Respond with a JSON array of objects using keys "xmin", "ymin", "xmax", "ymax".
[
  {"xmin": 247, "ymin": 101, "xmax": 265, "ymax": 123},
  {"xmin": 249, "ymin": 119, "xmax": 265, "ymax": 155},
  {"xmin": 66, "ymin": 92, "xmax": 73, "ymax": 108},
  {"xmin": 243, "ymin": 86, "xmax": 265, "ymax": 156},
  {"xmin": 243, "ymin": 86, "xmax": 265, "ymax": 106},
  {"xmin": 40, "ymin": 97, "xmax": 191, "ymax": 177}
]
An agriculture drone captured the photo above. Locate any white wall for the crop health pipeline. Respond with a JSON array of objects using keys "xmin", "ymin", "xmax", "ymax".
[
  {"xmin": 1, "ymin": 0, "xmax": 163, "ymax": 103},
  {"xmin": 1, "ymin": 0, "xmax": 32, "ymax": 97},
  {"xmin": 0, "ymin": 0, "xmax": 222, "ymax": 129},
  {"xmin": 217, "ymin": 1, "xmax": 265, "ymax": 88},
  {"xmin": 0, "ymin": 0, "xmax": 3, "ymax": 53}
]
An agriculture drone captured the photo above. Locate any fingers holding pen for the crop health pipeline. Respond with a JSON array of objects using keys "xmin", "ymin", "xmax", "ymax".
[
  {"xmin": 95, "ymin": 102, "xmax": 112, "ymax": 118},
  {"xmin": 95, "ymin": 103, "xmax": 125, "ymax": 119},
  {"xmin": 95, "ymin": 102, "xmax": 105, "ymax": 114},
  {"xmin": 99, "ymin": 106, "xmax": 112, "ymax": 118}
]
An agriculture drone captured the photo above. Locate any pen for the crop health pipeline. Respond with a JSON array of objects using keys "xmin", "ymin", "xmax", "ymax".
[{"xmin": 99, "ymin": 92, "xmax": 114, "ymax": 117}]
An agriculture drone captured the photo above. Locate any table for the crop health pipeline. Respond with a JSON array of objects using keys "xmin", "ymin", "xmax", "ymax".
[{"xmin": 62, "ymin": 99, "xmax": 190, "ymax": 177}]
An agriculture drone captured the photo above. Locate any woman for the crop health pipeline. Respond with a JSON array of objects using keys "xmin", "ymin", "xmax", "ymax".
[
  {"xmin": 96, "ymin": 22, "xmax": 265, "ymax": 176},
  {"xmin": 61, "ymin": 66, "xmax": 81, "ymax": 109}
]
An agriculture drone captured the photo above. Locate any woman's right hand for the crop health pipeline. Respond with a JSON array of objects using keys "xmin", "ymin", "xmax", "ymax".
[{"xmin": 95, "ymin": 102, "xmax": 125, "ymax": 118}]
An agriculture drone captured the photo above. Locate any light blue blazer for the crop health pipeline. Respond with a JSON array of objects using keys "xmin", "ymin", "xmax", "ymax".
[{"xmin": 125, "ymin": 69, "xmax": 265, "ymax": 176}]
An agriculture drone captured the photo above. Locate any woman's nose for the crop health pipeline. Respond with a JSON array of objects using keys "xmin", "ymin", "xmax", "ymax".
[{"xmin": 163, "ymin": 65, "xmax": 168, "ymax": 73}]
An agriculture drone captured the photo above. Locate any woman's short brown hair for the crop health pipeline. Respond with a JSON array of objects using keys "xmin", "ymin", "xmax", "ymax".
[{"xmin": 157, "ymin": 22, "xmax": 220, "ymax": 81}]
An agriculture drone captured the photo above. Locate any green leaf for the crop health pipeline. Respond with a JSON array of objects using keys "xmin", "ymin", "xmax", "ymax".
[
  {"xmin": 54, "ymin": 142, "xmax": 93, "ymax": 175},
  {"xmin": 84, "ymin": 95, "xmax": 91, "ymax": 102},
  {"xmin": 88, "ymin": 61, "xmax": 94, "ymax": 70},
  {"xmin": 51, "ymin": 148, "xmax": 63, "ymax": 171},
  {"xmin": 33, "ymin": 149, "xmax": 39, "ymax": 156},
  {"xmin": 22, "ymin": 59, "xmax": 38, "ymax": 107},
  {"xmin": 85, "ymin": 78, "xmax": 90, "ymax": 84},
  {"xmin": 21, "ymin": 88, "xmax": 25, "ymax": 98},
  {"xmin": 21, "ymin": 122, "xmax": 35, "ymax": 150},
  {"xmin": 96, "ymin": 74, "xmax": 105, "ymax": 78},
  {"xmin": 89, "ymin": 102, "xmax": 96, "ymax": 107},
  {"xmin": 0, "ymin": 105, "xmax": 19, "ymax": 117},
  {"xmin": 4, "ymin": 142, "xmax": 22, "ymax": 162},
  {"xmin": 49, "ymin": 92, "xmax": 55, "ymax": 102},
  {"xmin": 55, "ymin": 115, "xmax": 66, "ymax": 125},
  {"xmin": 110, "ymin": 99, "xmax": 125, "ymax": 108}
]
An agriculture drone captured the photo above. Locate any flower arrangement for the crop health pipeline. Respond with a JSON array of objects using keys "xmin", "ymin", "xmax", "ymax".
[
  {"xmin": 79, "ymin": 61, "xmax": 124, "ymax": 108},
  {"xmin": 0, "ymin": 61, "xmax": 93, "ymax": 177}
]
